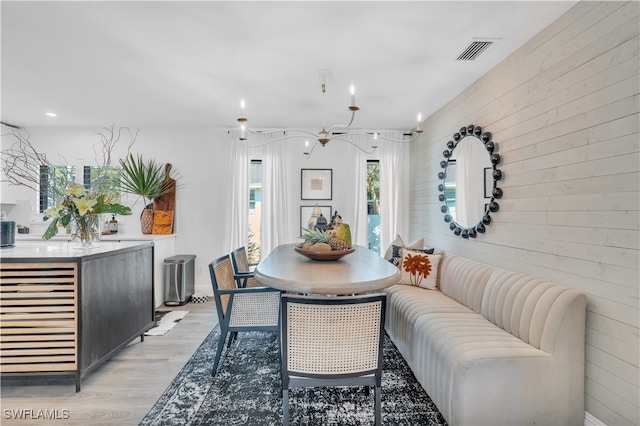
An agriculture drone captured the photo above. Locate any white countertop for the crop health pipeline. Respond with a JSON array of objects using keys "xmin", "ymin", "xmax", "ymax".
[
  {"xmin": 0, "ymin": 241, "xmax": 153, "ymax": 259},
  {"xmin": 14, "ymin": 233, "xmax": 176, "ymax": 242}
]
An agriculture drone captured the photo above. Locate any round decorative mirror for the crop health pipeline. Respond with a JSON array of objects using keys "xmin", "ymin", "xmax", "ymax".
[{"xmin": 437, "ymin": 124, "xmax": 502, "ymax": 238}]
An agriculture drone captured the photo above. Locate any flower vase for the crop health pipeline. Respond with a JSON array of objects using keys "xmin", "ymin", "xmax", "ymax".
[
  {"xmin": 72, "ymin": 214, "xmax": 101, "ymax": 248},
  {"xmin": 140, "ymin": 208, "xmax": 154, "ymax": 234}
]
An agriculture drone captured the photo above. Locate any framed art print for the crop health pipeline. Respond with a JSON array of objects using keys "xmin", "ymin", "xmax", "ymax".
[
  {"xmin": 301, "ymin": 169, "xmax": 332, "ymax": 200},
  {"xmin": 300, "ymin": 205, "xmax": 332, "ymax": 235}
]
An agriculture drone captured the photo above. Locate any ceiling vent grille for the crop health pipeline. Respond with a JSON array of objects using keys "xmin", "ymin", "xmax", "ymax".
[{"xmin": 456, "ymin": 40, "xmax": 497, "ymax": 61}]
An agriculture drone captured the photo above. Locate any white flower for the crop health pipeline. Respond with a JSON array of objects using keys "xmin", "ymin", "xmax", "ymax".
[
  {"xmin": 64, "ymin": 183, "xmax": 87, "ymax": 197},
  {"xmin": 43, "ymin": 199, "xmax": 65, "ymax": 219},
  {"xmin": 71, "ymin": 197, "xmax": 97, "ymax": 216}
]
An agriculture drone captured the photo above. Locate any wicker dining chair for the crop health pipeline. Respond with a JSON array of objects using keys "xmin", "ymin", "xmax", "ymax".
[
  {"xmin": 230, "ymin": 246, "xmax": 260, "ymax": 288},
  {"xmin": 208, "ymin": 254, "xmax": 281, "ymax": 376},
  {"xmin": 280, "ymin": 293, "xmax": 387, "ymax": 426}
]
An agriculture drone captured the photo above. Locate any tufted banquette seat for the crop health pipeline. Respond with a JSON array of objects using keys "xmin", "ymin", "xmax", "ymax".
[{"xmin": 385, "ymin": 254, "xmax": 587, "ymax": 426}]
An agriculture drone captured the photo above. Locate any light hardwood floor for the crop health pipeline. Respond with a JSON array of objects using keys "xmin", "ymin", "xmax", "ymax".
[{"xmin": 1, "ymin": 300, "xmax": 218, "ymax": 425}]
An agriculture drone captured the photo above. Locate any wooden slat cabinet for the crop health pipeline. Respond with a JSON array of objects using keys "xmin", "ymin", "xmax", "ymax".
[
  {"xmin": 1, "ymin": 263, "xmax": 78, "ymax": 376},
  {"xmin": 0, "ymin": 242, "xmax": 154, "ymax": 391}
]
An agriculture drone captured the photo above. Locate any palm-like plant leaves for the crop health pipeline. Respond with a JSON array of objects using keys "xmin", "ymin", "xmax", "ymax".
[{"xmin": 119, "ymin": 154, "xmax": 166, "ymax": 206}]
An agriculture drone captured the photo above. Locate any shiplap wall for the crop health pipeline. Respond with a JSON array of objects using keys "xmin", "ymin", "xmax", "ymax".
[{"xmin": 409, "ymin": 2, "xmax": 639, "ymax": 425}]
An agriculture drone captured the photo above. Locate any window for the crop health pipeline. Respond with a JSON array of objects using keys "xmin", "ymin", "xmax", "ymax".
[
  {"xmin": 39, "ymin": 165, "xmax": 76, "ymax": 213},
  {"xmin": 83, "ymin": 166, "xmax": 121, "ymax": 200},
  {"xmin": 248, "ymin": 160, "xmax": 262, "ymax": 262},
  {"xmin": 367, "ymin": 160, "xmax": 381, "ymax": 254},
  {"xmin": 39, "ymin": 165, "xmax": 121, "ymax": 213},
  {"xmin": 249, "ymin": 189, "xmax": 256, "ymax": 210}
]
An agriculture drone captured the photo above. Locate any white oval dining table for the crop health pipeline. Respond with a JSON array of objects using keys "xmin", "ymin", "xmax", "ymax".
[{"xmin": 254, "ymin": 244, "xmax": 401, "ymax": 295}]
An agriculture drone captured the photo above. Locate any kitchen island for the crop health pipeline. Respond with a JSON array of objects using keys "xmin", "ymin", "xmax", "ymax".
[
  {"xmin": 0, "ymin": 241, "xmax": 155, "ymax": 391},
  {"xmin": 15, "ymin": 233, "xmax": 176, "ymax": 308}
]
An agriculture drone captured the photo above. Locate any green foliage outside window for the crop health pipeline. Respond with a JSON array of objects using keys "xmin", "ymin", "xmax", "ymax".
[{"xmin": 367, "ymin": 161, "xmax": 381, "ymax": 254}]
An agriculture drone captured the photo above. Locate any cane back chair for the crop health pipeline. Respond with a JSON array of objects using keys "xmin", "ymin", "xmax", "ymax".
[
  {"xmin": 280, "ymin": 293, "xmax": 387, "ymax": 425},
  {"xmin": 230, "ymin": 246, "xmax": 260, "ymax": 288},
  {"xmin": 208, "ymin": 254, "xmax": 280, "ymax": 376}
]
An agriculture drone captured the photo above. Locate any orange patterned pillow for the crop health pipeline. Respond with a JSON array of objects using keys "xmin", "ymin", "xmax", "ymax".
[{"xmin": 398, "ymin": 248, "xmax": 441, "ymax": 289}]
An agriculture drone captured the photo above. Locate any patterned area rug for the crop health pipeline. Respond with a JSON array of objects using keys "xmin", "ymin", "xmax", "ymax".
[{"xmin": 140, "ymin": 327, "xmax": 447, "ymax": 425}]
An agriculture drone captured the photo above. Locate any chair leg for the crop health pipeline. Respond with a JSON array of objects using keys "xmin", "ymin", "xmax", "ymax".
[
  {"xmin": 227, "ymin": 331, "xmax": 237, "ymax": 348},
  {"xmin": 282, "ymin": 388, "xmax": 289, "ymax": 426},
  {"xmin": 278, "ymin": 335, "xmax": 283, "ymax": 389},
  {"xmin": 211, "ymin": 330, "xmax": 228, "ymax": 377},
  {"xmin": 374, "ymin": 384, "xmax": 381, "ymax": 426}
]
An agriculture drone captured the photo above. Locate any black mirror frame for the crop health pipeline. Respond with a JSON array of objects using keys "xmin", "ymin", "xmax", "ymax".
[{"xmin": 438, "ymin": 124, "xmax": 503, "ymax": 239}]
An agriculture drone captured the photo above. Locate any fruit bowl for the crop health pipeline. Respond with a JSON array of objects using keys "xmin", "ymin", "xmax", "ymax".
[{"xmin": 294, "ymin": 246, "xmax": 355, "ymax": 261}]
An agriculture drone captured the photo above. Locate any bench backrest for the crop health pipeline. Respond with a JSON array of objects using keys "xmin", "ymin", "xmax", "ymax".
[
  {"xmin": 481, "ymin": 269, "xmax": 587, "ymax": 350},
  {"xmin": 440, "ymin": 255, "xmax": 587, "ymax": 351},
  {"xmin": 439, "ymin": 255, "xmax": 494, "ymax": 313}
]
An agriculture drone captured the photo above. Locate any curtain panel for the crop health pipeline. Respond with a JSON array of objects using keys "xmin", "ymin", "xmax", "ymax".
[
  {"xmin": 378, "ymin": 134, "xmax": 410, "ymax": 254},
  {"xmin": 261, "ymin": 133, "xmax": 290, "ymax": 256},
  {"xmin": 225, "ymin": 130, "xmax": 250, "ymax": 253},
  {"xmin": 344, "ymin": 135, "xmax": 369, "ymax": 248}
]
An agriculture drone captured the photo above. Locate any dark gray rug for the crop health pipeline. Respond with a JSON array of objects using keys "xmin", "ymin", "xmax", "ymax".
[{"xmin": 140, "ymin": 326, "xmax": 447, "ymax": 425}]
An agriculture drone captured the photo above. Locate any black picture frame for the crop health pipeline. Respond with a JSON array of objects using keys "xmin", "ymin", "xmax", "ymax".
[{"xmin": 301, "ymin": 169, "xmax": 332, "ymax": 200}]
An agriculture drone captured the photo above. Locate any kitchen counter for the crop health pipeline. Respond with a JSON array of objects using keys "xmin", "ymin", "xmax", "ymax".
[
  {"xmin": 8, "ymin": 236, "xmax": 177, "ymax": 308},
  {"xmin": 14, "ymin": 233, "xmax": 176, "ymax": 242},
  {"xmin": 1, "ymin": 241, "xmax": 155, "ymax": 391},
  {"xmin": 1, "ymin": 240, "xmax": 152, "ymax": 259}
]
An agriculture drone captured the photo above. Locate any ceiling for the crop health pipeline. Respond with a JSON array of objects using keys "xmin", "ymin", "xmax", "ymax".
[{"xmin": 1, "ymin": 1, "xmax": 577, "ymax": 132}]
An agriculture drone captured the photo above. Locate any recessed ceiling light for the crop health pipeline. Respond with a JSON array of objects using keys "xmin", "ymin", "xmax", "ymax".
[{"xmin": 45, "ymin": 112, "xmax": 57, "ymax": 117}]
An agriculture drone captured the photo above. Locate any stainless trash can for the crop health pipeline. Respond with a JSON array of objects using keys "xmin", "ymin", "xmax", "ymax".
[{"xmin": 164, "ymin": 255, "xmax": 196, "ymax": 306}]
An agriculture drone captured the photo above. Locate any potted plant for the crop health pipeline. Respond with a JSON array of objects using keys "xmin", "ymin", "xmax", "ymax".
[
  {"xmin": 1, "ymin": 125, "xmax": 136, "ymax": 242},
  {"xmin": 119, "ymin": 153, "xmax": 173, "ymax": 234},
  {"xmin": 43, "ymin": 183, "xmax": 131, "ymax": 245}
]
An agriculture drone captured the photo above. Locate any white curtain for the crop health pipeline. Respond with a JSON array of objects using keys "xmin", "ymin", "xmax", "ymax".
[
  {"xmin": 346, "ymin": 136, "xmax": 368, "ymax": 247},
  {"xmin": 224, "ymin": 131, "xmax": 249, "ymax": 253},
  {"xmin": 261, "ymin": 134, "xmax": 290, "ymax": 256},
  {"xmin": 378, "ymin": 133, "xmax": 409, "ymax": 254}
]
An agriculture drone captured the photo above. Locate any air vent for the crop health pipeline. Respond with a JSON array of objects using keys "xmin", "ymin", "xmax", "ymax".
[{"xmin": 456, "ymin": 39, "xmax": 499, "ymax": 61}]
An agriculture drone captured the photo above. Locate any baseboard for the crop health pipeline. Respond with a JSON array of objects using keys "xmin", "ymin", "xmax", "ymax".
[{"xmin": 585, "ymin": 411, "xmax": 607, "ymax": 426}]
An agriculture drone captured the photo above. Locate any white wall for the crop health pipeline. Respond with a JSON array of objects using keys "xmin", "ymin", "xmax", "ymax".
[
  {"xmin": 2, "ymin": 1, "xmax": 636, "ymax": 423},
  {"xmin": 409, "ymin": 2, "xmax": 639, "ymax": 425},
  {"xmin": 250, "ymin": 136, "xmax": 382, "ymax": 243},
  {"xmin": 1, "ymin": 125, "xmax": 380, "ymax": 296}
]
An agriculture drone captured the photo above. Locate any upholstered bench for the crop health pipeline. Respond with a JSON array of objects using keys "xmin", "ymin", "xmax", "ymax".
[{"xmin": 384, "ymin": 254, "xmax": 587, "ymax": 426}]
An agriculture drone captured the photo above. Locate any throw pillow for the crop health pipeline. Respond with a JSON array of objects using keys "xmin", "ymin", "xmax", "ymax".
[
  {"xmin": 383, "ymin": 235, "xmax": 425, "ymax": 260},
  {"xmin": 389, "ymin": 245, "xmax": 434, "ymax": 267},
  {"xmin": 389, "ymin": 245, "xmax": 403, "ymax": 267},
  {"xmin": 398, "ymin": 248, "xmax": 441, "ymax": 290}
]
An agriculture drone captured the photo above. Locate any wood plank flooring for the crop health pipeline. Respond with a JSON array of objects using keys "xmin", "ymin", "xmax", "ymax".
[{"xmin": 1, "ymin": 300, "xmax": 218, "ymax": 425}]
